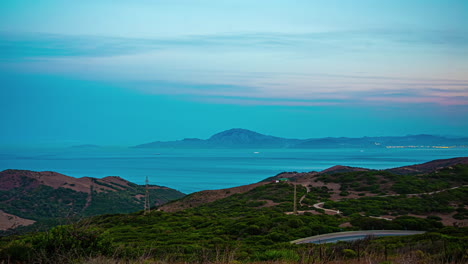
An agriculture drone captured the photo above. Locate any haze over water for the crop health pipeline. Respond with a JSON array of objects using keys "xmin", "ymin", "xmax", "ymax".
[{"xmin": 1, "ymin": 147, "xmax": 467, "ymax": 193}]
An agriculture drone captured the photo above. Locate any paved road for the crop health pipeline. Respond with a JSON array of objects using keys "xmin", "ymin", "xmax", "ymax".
[{"xmin": 291, "ymin": 230, "xmax": 426, "ymax": 244}]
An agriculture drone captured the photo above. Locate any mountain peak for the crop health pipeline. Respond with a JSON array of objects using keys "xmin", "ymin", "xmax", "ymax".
[
  {"xmin": 203, "ymin": 128, "xmax": 299, "ymax": 148},
  {"xmin": 209, "ymin": 128, "xmax": 263, "ymax": 140}
]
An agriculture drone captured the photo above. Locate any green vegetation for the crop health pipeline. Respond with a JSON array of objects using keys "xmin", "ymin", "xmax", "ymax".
[
  {"xmin": 0, "ymin": 177, "xmax": 184, "ymax": 234},
  {"xmin": 317, "ymin": 170, "xmax": 391, "ymax": 194},
  {"xmin": 324, "ymin": 187, "xmax": 467, "ymax": 217},
  {"xmin": 1, "ymin": 181, "xmax": 467, "ymax": 263},
  {"xmin": 83, "ymin": 186, "xmax": 182, "ymax": 216},
  {"xmin": 1, "ymin": 164, "xmax": 467, "ymax": 263},
  {"xmin": 317, "ymin": 165, "xmax": 468, "ymax": 195},
  {"xmin": 300, "ymin": 186, "xmax": 331, "ymax": 206},
  {"xmin": 0, "ymin": 185, "xmax": 88, "ymax": 220},
  {"xmin": 389, "ymin": 164, "xmax": 467, "ymax": 194}
]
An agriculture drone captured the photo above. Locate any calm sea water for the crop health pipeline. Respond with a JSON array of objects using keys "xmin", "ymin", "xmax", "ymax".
[{"xmin": 1, "ymin": 147, "xmax": 467, "ymax": 194}]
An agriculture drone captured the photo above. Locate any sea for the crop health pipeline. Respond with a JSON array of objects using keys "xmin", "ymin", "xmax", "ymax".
[{"xmin": 1, "ymin": 147, "xmax": 467, "ymax": 194}]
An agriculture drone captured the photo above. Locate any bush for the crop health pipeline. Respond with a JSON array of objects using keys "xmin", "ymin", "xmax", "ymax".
[
  {"xmin": 427, "ymin": 215, "xmax": 442, "ymax": 221},
  {"xmin": 256, "ymin": 249, "xmax": 300, "ymax": 261},
  {"xmin": 1, "ymin": 225, "xmax": 114, "ymax": 263},
  {"xmin": 342, "ymin": 248, "xmax": 357, "ymax": 258},
  {"xmin": 0, "ymin": 241, "xmax": 34, "ymax": 262}
]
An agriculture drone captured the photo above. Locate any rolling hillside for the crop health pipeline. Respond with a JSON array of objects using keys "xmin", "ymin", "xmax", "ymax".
[
  {"xmin": 160, "ymin": 157, "xmax": 468, "ymax": 226},
  {"xmin": 0, "ymin": 169, "xmax": 185, "ymax": 232},
  {"xmin": 1, "ymin": 157, "xmax": 467, "ymax": 263}
]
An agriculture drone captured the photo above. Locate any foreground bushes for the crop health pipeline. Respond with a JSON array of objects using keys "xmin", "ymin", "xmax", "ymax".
[
  {"xmin": 1, "ymin": 182, "xmax": 467, "ymax": 263},
  {"xmin": 0, "ymin": 225, "xmax": 113, "ymax": 263},
  {"xmin": 1, "ymin": 221, "xmax": 467, "ymax": 263},
  {"xmin": 2, "ymin": 230, "xmax": 467, "ymax": 263}
]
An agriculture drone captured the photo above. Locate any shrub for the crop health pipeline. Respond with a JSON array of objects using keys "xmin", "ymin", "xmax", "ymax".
[
  {"xmin": 342, "ymin": 248, "xmax": 357, "ymax": 258},
  {"xmin": 2, "ymin": 225, "xmax": 114, "ymax": 263},
  {"xmin": 256, "ymin": 249, "xmax": 300, "ymax": 261}
]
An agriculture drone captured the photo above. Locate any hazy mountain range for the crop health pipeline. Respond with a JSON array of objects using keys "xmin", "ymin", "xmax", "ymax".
[{"xmin": 134, "ymin": 128, "xmax": 468, "ymax": 149}]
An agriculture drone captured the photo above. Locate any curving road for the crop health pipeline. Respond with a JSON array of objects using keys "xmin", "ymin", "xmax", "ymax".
[
  {"xmin": 312, "ymin": 202, "xmax": 341, "ymax": 214},
  {"xmin": 291, "ymin": 230, "xmax": 426, "ymax": 244}
]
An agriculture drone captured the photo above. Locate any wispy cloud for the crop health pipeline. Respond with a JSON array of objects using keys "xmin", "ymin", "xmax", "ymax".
[
  {"xmin": 190, "ymin": 96, "xmax": 340, "ymax": 107},
  {"xmin": 2, "ymin": 29, "xmax": 467, "ymax": 59},
  {"xmin": 1, "ymin": 30, "xmax": 467, "ymax": 107},
  {"xmin": 0, "ymin": 32, "xmax": 163, "ymax": 59},
  {"xmin": 113, "ymin": 77, "xmax": 468, "ymax": 107}
]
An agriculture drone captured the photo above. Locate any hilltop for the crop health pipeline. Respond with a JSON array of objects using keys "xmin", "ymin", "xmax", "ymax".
[
  {"xmin": 0, "ymin": 169, "xmax": 185, "ymax": 232},
  {"xmin": 159, "ymin": 157, "xmax": 468, "ymax": 226},
  {"xmin": 387, "ymin": 157, "xmax": 468, "ymax": 175},
  {"xmin": 134, "ymin": 128, "xmax": 468, "ymax": 149}
]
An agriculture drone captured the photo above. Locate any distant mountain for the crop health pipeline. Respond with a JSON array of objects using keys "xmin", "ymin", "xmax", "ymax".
[
  {"xmin": 134, "ymin": 128, "xmax": 468, "ymax": 149},
  {"xmin": 134, "ymin": 128, "xmax": 299, "ymax": 148},
  {"xmin": 0, "ymin": 170, "xmax": 185, "ymax": 231},
  {"xmin": 134, "ymin": 137, "xmax": 206, "ymax": 148},
  {"xmin": 207, "ymin": 128, "xmax": 300, "ymax": 148},
  {"xmin": 282, "ymin": 134, "xmax": 468, "ymax": 149}
]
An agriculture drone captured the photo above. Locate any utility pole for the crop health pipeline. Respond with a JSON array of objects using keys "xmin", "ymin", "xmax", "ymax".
[
  {"xmin": 144, "ymin": 176, "xmax": 150, "ymax": 215},
  {"xmin": 293, "ymin": 183, "xmax": 297, "ymax": 215}
]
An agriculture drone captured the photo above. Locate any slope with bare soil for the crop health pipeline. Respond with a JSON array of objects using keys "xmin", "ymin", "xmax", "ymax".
[
  {"xmin": 0, "ymin": 169, "xmax": 185, "ymax": 231},
  {"xmin": 159, "ymin": 182, "xmax": 266, "ymax": 212}
]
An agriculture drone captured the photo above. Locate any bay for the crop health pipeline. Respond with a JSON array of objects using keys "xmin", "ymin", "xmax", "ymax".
[{"xmin": 0, "ymin": 147, "xmax": 467, "ymax": 194}]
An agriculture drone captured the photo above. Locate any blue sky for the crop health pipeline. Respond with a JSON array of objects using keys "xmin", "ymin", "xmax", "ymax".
[{"xmin": 1, "ymin": 0, "xmax": 467, "ymax": 146}]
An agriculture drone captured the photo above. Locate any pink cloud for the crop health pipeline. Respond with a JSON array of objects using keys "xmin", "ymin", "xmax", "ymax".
[
  {"xmin": 363, "ymin": 96, "xmax": 468, "ymax": 106},
  {"xmin": 191, "ymin": 97, "xmax": 339, "ymax": 106}
]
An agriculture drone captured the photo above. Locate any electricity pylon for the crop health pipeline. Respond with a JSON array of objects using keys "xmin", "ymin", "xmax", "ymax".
[
  {"xmin": 293, "ymin": 183, "xmax": 297, "ymax": 215},
  {"xmin": 144, "ymin": 176, "xmax": 150, "ymax": 215}
]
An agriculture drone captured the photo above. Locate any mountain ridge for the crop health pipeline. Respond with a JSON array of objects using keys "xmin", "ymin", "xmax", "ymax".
[{"xmin": 134, "ymin": 128, "xmax": 468, "ymax": 148}]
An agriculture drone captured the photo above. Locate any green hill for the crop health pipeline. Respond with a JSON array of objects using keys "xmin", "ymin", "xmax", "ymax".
[
  {"xmin": 0, "ymin": 169, "xmax": 185, "ymax": 234},
  {"xmin": 1, "ymin": 158, "xmax": 467, "ymax": 263}
]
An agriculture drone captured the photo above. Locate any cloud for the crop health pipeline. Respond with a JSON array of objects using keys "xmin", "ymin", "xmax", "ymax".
[
  {"xmin": 190, "ymin": 96, "xmax": 340, "ymax": 107},
  {"xmin": 2, "ymin": 29, "xmax": 467, "ymax": 59},
  {"xmin": 1, "ymin": 30, "xmax": 467, "ymax": 107},
  {"xmin": 0, "ymin": 32, "xmax": 164, "ymax": 59},
  {"xmin": 114, "ymin": 77, "xmax": 467, "ymax": 107}
]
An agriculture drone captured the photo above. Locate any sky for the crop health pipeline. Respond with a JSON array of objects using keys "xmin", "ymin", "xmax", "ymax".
[{"xmin": 1, "ymin": 0, "xmax": 467, "ymax": 147}]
